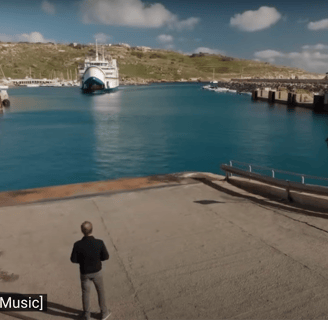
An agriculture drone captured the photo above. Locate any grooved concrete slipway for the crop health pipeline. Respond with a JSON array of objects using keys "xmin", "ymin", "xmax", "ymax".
[{"xmin": 2, "ymin": 173, "xmax": 328, "ymax": 319}]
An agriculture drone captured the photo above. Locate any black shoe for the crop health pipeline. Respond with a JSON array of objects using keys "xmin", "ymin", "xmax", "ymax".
[
  {"xmin": 79, "ymin": 312, "xmax": 91, "ymax": 320},
  {"xmin": 101, "ymin": 311, "xmax": 111, "ymax": 320}
]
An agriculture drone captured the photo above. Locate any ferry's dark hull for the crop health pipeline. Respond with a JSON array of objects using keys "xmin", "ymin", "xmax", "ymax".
[
  {"xmin": 81, "ymin": 76, "xmax": 104, "ymax": 92},
  {"xmin": 81, "ymin": 76, "xmax": 119, "ymax": 93}
]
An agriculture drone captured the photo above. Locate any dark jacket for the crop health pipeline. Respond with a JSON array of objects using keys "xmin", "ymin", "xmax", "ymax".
[{"xmin": 70, "ymin": 236, "xmax": 109, "ymax": 275}]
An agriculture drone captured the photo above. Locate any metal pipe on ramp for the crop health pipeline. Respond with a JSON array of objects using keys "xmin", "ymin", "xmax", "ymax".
[{"xmin": 220, "ymin": 164, "xmax": 328, "ymax": 197}]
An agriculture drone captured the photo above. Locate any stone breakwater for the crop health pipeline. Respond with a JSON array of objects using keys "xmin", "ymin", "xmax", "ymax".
[{"xmin": 215, "ymin": 79, "xmax": 328, "ymax": 94}]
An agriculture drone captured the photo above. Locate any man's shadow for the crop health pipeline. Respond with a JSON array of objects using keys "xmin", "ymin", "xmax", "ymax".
[{"xmin": 0, "ymin": 292, "xmax": 99, "ymax": 319}]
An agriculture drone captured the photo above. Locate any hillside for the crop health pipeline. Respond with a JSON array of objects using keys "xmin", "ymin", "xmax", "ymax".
[{"xmin": 0, "ymin": 42, "xmax": 322, "ymax": 84}]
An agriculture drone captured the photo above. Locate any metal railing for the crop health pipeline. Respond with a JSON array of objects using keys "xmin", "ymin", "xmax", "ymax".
[
  {"xmin": 227, "ymin": 160, "xmax": 328, "ymax": 185},
  {"xmin": 220, "ymin": 160, "xmax": 328, "ymax": 197}
]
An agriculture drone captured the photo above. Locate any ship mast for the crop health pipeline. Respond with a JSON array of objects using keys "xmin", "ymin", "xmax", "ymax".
[{"xmin": 96, "ymin": 39, "xmax": 98, "ymax": 61}]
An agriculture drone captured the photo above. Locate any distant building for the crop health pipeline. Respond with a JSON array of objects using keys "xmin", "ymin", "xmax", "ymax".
[
  {"xmin": 113, "ymin": 43, "xmax": 130, "ymax": 48},
  {"xmin": 135, "ymin": 46, "xmax": 152, "ymax": 52}
]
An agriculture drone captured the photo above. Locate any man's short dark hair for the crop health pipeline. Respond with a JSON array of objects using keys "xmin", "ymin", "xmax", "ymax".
[{"xmin": 81, "ymin": 221, "xmax": 93, "ymax": 236}]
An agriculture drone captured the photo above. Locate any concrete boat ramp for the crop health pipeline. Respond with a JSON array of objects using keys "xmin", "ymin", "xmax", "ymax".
[{"xmin": 2, "ymin": 173, "xmax": 328, "ymax": 319}]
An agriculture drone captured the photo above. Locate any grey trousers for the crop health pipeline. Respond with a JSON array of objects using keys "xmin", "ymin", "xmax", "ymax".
[{"xmin": 80, "ymin": 270, "xmax": 108, "ymax": 317}]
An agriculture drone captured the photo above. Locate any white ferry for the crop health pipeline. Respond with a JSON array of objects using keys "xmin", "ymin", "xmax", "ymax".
[{"xmin": 79, "ymin": 41, "xmax": 119, "ymax": 93}]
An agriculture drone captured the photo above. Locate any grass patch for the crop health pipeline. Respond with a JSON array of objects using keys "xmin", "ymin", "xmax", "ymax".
[{"xmin": 0, "ymin": 42, "xmax": 317, "ymax": 81}]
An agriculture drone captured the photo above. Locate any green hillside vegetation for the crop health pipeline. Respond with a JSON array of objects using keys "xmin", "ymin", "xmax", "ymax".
[{"xmin": 0, "ymin": 42, "xmax": 318, "ymax": 82}]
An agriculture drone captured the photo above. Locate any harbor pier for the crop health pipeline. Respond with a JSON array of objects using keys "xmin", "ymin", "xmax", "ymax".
[
  {"xmin": 2, "ymin": 173, "xmax": 328, "ymax": 319},
  {"xmin": 227, "ymin": 78, "xmax": 328, "ymax": 110},
  {"xmin": 252, "ymin": 88, "xmax": 328, "ymax": 110},
  {"xmin": 12, "ymin": 78, "xmax": 55, "ymax": 86}
]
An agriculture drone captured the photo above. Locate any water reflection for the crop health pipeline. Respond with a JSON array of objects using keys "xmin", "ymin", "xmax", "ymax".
[
  {"xmin": 91, "ymin": 88, "xmax": 172, "ymax": 179},
  {"xmin": 8, "ymin": 87, "xmax": 88, "ymax": 113},
  {"xmin": 91, "ymin": 90, "xmax": 123, "ymax": 179}
]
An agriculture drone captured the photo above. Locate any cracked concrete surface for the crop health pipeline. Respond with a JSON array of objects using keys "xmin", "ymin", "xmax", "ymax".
[{"xmin": 1, "ymin": 174, "xmax": 328, "ymax": 319}]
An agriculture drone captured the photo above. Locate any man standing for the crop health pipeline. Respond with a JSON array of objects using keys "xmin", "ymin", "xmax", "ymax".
[{"xmin": 71, "ymin": 221, "xmax": 111, "ymax": 320}]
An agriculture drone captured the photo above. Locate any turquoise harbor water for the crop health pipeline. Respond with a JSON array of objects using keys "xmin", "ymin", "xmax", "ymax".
[{"xmin": 1, "ymin": 83, "xmax": 328, "ymax": 192}]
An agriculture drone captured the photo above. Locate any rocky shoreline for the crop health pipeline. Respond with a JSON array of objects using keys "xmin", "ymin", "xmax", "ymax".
[
  {"xmin": 120, "ymin": 79, "xmax": 194, "ymax": 85},
  {"xmin": 120, "ymin": 78, "xmax": 328, "ymax": 94}
]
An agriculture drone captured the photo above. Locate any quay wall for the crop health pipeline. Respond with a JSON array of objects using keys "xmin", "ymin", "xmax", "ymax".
[
  {"xmin": 252, "ymin": 89, "xmax": 328, "ymax": 110},
  {"xmin": 214, "ymin": 80, "xmax": 328, "ymax": 97},
  {"xmin": 227, "ymin": 177, "xmax": 328, "ymax": 212},
  {"xmin": 232, "ymin": 78, "xmax": 328, "ymax": 84}
]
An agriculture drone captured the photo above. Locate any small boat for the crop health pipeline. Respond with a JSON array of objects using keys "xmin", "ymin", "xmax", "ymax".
[
  {"xmin": 203, "ymin": 82, "xmax": 220, "ymax": 91},
  {"xmin": 209, "ymin": 81, "xmax": 218, "ymax": 88},
  {"xmin": 215, "ymin": 87, "xmax": 229, "ymax": 92},
  {"xmin": 49, "ymin": 82, "xmax": 62, "ymax": 87},
  {"xmin": 0, "ymin": 85, "xmax": 9, "ymax": 89},
  {"xmin": 26, "ymin": 84, "xmax": 40, "ymax": 87}
]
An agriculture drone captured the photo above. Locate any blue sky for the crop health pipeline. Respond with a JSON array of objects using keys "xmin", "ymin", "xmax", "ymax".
[{"xmin": 1, "ymin": 0, "xmax": 328, "ymax": 73}]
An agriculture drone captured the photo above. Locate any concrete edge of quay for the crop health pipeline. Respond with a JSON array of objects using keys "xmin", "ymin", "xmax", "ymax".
[
  {"xmin": 0, "ymin": 172, "xmax": 224, "ymax": 208},
  {"xmin": 1, "ymin": 171, "xmax": 328, "ymax": 214}
]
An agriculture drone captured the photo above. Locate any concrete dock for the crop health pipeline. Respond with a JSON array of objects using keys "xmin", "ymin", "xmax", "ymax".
[{"xmin": 2, "ymin": 173, "xmax": 328, "ymax": 319}]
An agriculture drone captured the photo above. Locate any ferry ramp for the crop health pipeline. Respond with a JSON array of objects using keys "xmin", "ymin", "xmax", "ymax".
[{"xmin": 1, "ymin": 173, "xmax": 328, "ymax": 319}]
